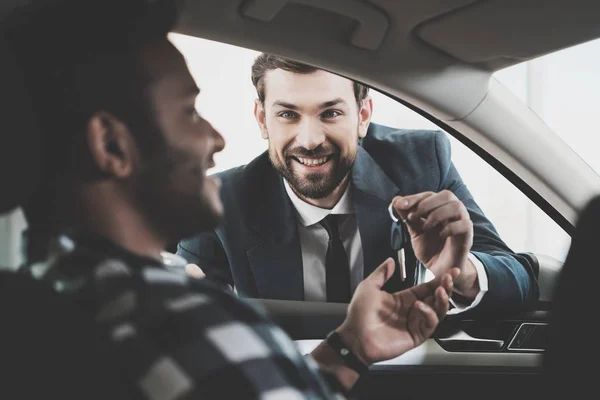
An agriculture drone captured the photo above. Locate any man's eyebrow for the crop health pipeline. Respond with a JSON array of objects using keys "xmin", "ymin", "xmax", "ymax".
[
  {"xmin": 272, "ymin": 101, "xmax": 298, "ymax": 110},
  {"xmin": 272, "ymin": 98, "xmax": 349, "ymax": 109},
  {"xmin": 320, "ymin": 98, "xmax": 347, "ymax": 108}
]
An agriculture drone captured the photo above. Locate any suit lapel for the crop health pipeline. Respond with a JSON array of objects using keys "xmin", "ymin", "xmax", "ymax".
[
  {"xmin": 246, "ymin": 163, "xmax": 304, "ymax": 300},
  {"xmin": 244, "ymin": 144, "xmax": 416, "ymax": 299},
  {"xmin": 352, "ymin": 147, "xmax": 412, "ymax": 290}
]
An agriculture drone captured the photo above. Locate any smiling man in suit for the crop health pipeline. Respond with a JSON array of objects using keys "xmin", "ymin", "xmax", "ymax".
[{"xmin": 177, "ymin": 53, "xmax": 538, "ymax": 311}]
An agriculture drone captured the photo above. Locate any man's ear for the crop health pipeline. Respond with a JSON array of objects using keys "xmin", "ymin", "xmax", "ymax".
[
  {"xmin": 254, "ymin": 99, "xmax": 269, "ymax": 140},
  {"xmin": 358, "ymin": 96, "xmax": 373, "ymax": 139},
  {"xmin": 85, "ymin": 111, "xmax": 137, "ymax": 179}
]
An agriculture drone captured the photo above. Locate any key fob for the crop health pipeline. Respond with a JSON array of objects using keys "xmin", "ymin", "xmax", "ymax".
[{"xmin": 391, "ymin": 222, "xmax": 407, "ymax": 281}]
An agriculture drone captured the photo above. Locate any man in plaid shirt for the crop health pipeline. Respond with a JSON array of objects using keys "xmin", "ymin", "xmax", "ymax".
[{"xmin": 14, "ymin": 0, "xmax": 455, "ymax": 398}]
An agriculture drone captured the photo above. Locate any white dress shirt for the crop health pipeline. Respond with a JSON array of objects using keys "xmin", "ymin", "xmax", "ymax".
[{"xmin": 283, "ymin": 179, "xmax": 488, "ymax": 314}]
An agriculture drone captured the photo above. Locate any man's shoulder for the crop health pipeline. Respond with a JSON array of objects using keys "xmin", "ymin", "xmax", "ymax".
[
  {"xmin": 211, "ymin": 151, "xmax": 283, "ymax": 216},
  {"xmin": 362, "ymin": 123, "xmax": 452, "ymax": 166},
  {"xmin": 357, "ymin": 123, "xmax": 454, "ymax": 190},
  {"xmin": 214, "ymin": 151, "xmax": 271, "ymax": 182},
  {"xmin": 43, "ymin": 248, "xmax": 271, "ymax": 330},
  {"xmin": 39, "ymin": 250, "xmax": 332, "ymax": 398},
  {"xmin": 363, "ymin": 123, "xmax": 449, "ymax": 153},
  {"xmin": 212, "ymin": 151, "xmax": 275, "ymax": 196}
]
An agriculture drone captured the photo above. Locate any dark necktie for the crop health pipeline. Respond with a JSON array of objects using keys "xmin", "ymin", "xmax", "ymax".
[{"xmin": 319, "ymin": 214, "xmax": 351, "ymax": 303}]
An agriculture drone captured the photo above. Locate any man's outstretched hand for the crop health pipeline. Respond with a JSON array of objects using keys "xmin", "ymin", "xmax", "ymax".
[
  {"xmin": 337, "ymin": 257, "xmax": 457, "ymax": 365},
  {"xmin": 184, "ymin": 263, "xmax": 234, "ymax": 292},
  {"xmin": 185, "ymin": 263, "xmax": 207, "ymax": 279},
  {"xmin": 310, "ymin": 258, "xmax": 457, "ymax": 390},
  {"xmin": 392, "ymin": 191, "xmax": 479, "ymax": 299}
]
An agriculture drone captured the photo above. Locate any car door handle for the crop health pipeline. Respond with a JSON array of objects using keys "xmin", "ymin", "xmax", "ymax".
[
  {"xmin": 240, "ymin": 0, "xmax": 389, "ymax": 50},
  {"xmin": 437, "ymin": 330, "xmax": 505, "ymax": 351}
]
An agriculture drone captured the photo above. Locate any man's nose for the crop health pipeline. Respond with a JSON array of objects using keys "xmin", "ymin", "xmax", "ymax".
[
  {"xmin": 295, "ymin": 118, "xmax": 325, "ymax": 150},
  {"xmin": 209, "ymin": 121, "xmax": 226, "ymax": 153}
]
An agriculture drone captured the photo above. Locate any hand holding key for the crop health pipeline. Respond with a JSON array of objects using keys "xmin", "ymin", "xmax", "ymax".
[{"xmin": 390, "ymin": 191, "xmax": 479, "ymax": 299}]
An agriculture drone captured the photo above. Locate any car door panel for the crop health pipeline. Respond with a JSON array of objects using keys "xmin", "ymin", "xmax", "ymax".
[{"xmin": 250, "ymin": 299, "xmax": 550, "ymax": 400}]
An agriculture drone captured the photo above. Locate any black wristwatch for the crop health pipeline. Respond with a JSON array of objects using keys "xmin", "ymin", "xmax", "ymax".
[{"xmin": 326, "ymin": 330, "xmax": 370, "ymax": 375}]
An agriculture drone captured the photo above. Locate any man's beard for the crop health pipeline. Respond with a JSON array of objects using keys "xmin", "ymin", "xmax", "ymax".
[
  {"xmin": 268, "ymin": 133, "xmax": 357, "ymax": 200},
  {"xmin": 134, "ymin": 144, "xmax": 222, "ymax": 243}
]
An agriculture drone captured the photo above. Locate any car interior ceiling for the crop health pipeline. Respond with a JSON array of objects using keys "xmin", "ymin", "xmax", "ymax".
[
  {"xmin": 176, "ymin": 0, "xmax": 600, "ymax": 228},
  {"xmin": 0, "ymin": 1, "xmax": 592, "ymax": 398}
]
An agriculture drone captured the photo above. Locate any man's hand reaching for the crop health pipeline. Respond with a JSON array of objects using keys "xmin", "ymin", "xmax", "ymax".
[
  {"xmin": 184, "ymin": 263, "xmax": 234, "ymax": 292},
  {"xmin": 337, "ymin": 258, "xmax": 457, "ymax": 365},
  {"xmin": 185, "ymin": 263, "xmax": 206, "ymax": 279},
  {"xmin": 311, "ymin": 258, "xmax": 457, "ymax": 390},
  {"xmin": 392, "ymin": 191, "xmax": 479, "ymax": 299}
]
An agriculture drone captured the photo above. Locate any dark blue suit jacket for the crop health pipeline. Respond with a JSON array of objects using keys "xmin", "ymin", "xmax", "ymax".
[{"xmin": 178, "ymin": 124, "xmax": 539, "ymax": 307}]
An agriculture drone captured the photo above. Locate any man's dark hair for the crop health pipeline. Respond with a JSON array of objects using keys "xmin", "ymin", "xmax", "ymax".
[
  {"xmin": 44, "ymin": 48, "xmax": 162, "ymax": 173},
  {"xmin": 17, "ymin": 44, "xmax": 164, "ymax": 256},
  {"xmin": 3, "ymin": 0, "xmax": 178, "ymax": 261},
  {"xmin": 251, "ymin": 53, "xmax": 370, "ymax": 108},
  {"xmin": 5, "ymin": 1, "xmax": 178, "ymax": 177}
]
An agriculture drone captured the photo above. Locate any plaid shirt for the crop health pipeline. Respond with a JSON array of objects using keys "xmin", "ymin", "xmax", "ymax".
[{"xmin": 27, "ymin": 234, "xmax": 347, "ymax": 400}]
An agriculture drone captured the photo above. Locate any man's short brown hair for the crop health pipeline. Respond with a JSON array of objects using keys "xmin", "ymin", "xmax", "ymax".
[{"xmin": 251, "ymin": 53, "xmax": 369, "ymax": 108}]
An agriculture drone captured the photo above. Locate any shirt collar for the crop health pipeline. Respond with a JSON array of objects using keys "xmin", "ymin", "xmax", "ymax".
[{"xmin": 283, "ymin": 178, "xmax": 354, "ymax": 227}]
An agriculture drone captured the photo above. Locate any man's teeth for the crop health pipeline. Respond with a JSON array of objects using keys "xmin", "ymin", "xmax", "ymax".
[{"xmin": 297, "ymin": 157, "xmax": 328, "ymax": 166}]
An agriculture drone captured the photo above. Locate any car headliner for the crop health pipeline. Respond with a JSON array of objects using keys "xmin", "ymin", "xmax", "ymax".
[
  {"xmin": 174, "ymin": 0, "xmax": 600, "ymax": 229},
  {"xmin": 2, "ymin": 0, "xmax": 599, "ymax": 227}
]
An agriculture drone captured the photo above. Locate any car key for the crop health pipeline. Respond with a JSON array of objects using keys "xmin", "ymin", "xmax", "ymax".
[{"xmin": 388, "ymin": 202, "xmax": 408, "ymax": 281}]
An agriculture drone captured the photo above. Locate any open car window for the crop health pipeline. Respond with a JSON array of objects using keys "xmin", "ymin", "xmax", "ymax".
[
  {"xmin": 0, "ymin": 33, "xmax": 572, "ymax": 284},
  {"xmin": 170, "ymin": 32, "xmax": 571, "ymax": 268},
  {"xmin": 164, "ymin": 35, "xmax": 563, "ymax": 390}
]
